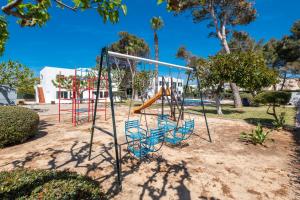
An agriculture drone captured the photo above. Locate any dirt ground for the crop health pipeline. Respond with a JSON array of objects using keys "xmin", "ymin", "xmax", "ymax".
[{"xmin": 0, "ymin": 104, "xmax": 299, "ymax": 200}]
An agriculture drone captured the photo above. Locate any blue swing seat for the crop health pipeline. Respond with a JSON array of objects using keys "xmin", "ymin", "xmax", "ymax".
[
  {"xmin": 165, "ymin": 119, "xmax": 195, "ymax": 145},
  {"xmin": 125, "ymin": 120, "xmax": 165, "ymax": 158},
  {"xmin": 144, "ymin": 128, "xmax": 165, "ymax": 152},
  {"xmin": 125, "ymin": 120, "xmax": 148, "ymax": 158},
  {"xmin": 157, "ymin": 114, "xmax": 176, "ymax": 131}
]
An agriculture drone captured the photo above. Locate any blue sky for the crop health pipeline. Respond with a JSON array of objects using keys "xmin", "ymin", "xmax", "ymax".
[{"xmin": 1, "ymin": 0, "xmax": 299, "ymax": 77}]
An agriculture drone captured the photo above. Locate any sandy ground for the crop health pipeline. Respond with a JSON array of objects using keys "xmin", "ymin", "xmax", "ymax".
[{"xmin": 0, "ymin": 104, "xmax": 299, "ymax": 200}]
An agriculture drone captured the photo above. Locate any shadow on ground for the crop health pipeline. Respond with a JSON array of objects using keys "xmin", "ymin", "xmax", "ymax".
[{"xmin": 3, "ymin": 138, "xmax": 195, "ymax": 199}]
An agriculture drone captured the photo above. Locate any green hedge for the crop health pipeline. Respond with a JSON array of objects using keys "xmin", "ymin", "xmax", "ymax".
[
  {"xmin": 254, "ymin": 91, "xmax": 291, "ymax": 105},
  {"xmin": 0, "ymin": 169, "xmax": 105, "ymax": 199},
  {"xmin": 0, "ymin": 106, "xmax": 39, "ymax": 148}
]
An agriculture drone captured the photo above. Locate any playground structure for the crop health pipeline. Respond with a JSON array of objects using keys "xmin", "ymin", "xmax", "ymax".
[
  {"xmin": 88, "ymin": 48, "xmax": 211, "ymax": 190},
  {"xmin": 57, "ymin": 68, "xmax": 108, "ymax": 126}
]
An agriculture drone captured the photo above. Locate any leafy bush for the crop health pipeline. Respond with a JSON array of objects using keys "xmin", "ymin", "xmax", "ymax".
[
  {"xmin": 240, "ymin": 124, "xmax": 272, "ymax": 145},
  {"xmin": 0, "ymin": 106, "xmax": 39, "ymax": 148},
  {"xmin": 254, "ymin": 91, "xmax": 291, "ymax": 105},
  {"xmin": 254, "ymin": 91, "xmax": 291, "ymax": 128},
  {"xmin": 0, "ymin": 169, "xmax": 105, "ymax": 199}
]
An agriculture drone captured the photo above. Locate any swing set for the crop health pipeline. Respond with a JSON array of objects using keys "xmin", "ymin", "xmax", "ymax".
[{"xmin": 88, "ymin": 47, "xmax": 211, "ymax": 189}]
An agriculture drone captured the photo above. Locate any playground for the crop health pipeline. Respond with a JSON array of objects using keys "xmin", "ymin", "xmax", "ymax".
[
  {"xmin": 0, "ymin": 104, "xmax": 298, "ymax": 199},
  {"xmin": 0, "ymin": 50, "xmax": 299, "ymax": 199}
]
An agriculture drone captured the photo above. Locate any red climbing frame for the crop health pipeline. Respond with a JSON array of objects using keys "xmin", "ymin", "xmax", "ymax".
[{"xmin": 58, "ymin": 69, "xmax": 108, "ymax": 126}]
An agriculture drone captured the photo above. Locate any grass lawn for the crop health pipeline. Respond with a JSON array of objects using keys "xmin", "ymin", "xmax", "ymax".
[{"xmin": 187, "ymin": 104, "xmax": 296, "ymax": 127}]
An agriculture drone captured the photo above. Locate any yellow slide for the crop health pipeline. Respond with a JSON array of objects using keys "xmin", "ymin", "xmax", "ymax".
[{"xmin": 133, "ymin": 88, "xmax": 171, "ymax": 114}]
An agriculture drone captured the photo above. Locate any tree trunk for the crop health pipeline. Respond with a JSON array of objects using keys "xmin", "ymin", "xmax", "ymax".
[
  {"xmin": 280, "ymin": 71, "xmax": 287, "ymax": 91},
  {"xmin": 154, "ymin": 32, "xmax": 159, "ymax": 94},
  {"xmin": 221, "ymin": 38, "xmax": 243, "ymax": 108},
  {"xmin": 215, "ymin": 95, "xmax": 223, "ymax": 115},
  {"xmin": 132, "ymin": 72, "xmax": 136, "ymax": 100},
  {"xmin": 230, "ymin": 83, "xmax": 242, "ymax": 107}
]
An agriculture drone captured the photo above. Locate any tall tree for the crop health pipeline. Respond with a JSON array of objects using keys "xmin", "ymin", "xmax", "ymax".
[
  {"xmin": 150, "ymin": 16, "xmax": 164, "ymax": 94},
  {"xmin": 225, "ymin": 31, "xmax": 263, "ymax": 53},
  {"xmin": 263, "ymin": 20, "xmax": 300, "ymax": 90},
  {"xmin": 0, "ymin": 16, "xmax": 8, "ymax": 56},
  {"xmin": 1, "ymin": 0, "xmax": 127, "ymax": 53},
  {"xmin": 109, "ymin": 32, "xmax": 150, "ymax": 99},
  {"xmin": 0, "ymin": 61, "xmax": 36, "ymax": 94},
  {"xmin": 158, "ymin": 0, "xmax": 257, "ymax": 108}
]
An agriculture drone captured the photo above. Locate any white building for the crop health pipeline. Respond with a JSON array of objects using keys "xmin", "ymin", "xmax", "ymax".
[
  {"xmin": 35, "ymin": 67, "xmax": 112, "ymax": 104},
  {"xmin": 35, "ymin": 67, "xmax": 184, "ymax": 104},
  {"xmin": 147, "ymin": 76, "xmax": 184, "ymax": 97}
]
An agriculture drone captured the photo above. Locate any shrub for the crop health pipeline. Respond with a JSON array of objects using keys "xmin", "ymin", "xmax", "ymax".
[
  {"xmin": 240, "ymin": 124, "xmax": 272, "ymax": 145},
  {"xmin": 254, "ymin": 91, "xmax": 291, "ymax": 105},
  {"xmin": 0, "ymin": 106, "xmax": 39, "ymax": 148},
  {"xmin": 254, "ymin": 91, "xmax": 291, "ymax": 128},
  {"xmin": 0, "ymin": 169, "xmax": 105, "ymax": 199}
]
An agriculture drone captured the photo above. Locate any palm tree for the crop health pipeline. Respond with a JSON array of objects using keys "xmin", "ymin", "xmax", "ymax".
[{"xmin": 150, "ymin": 16, "xmax": 164, "ymax": 94}]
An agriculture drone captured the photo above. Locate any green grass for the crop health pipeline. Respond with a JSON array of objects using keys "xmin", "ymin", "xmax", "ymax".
[{"xmin": 187, "ymin": 104, "xmax": 296, "ymax": 127}]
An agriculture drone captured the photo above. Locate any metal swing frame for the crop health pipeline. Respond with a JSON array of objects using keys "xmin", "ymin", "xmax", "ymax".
[{"xmin": 88, "ymin": 47, "xmax": 211, "ymax": 189}]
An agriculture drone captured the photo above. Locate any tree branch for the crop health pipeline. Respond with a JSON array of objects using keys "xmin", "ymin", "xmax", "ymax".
[
  {"xmin": 1, "ymin": 0, "xmax": 23, "ymax": 11},
  {"xmin": 1, "ymin": 0, "xmax": 29, "ymax": 19},
  {"xmin": 209, "ymin": 0, "xmax": 223, "ymax": 40},
  {"xmin": 54, "ymin": 0, "xmax": 77, "ymax": 11}
]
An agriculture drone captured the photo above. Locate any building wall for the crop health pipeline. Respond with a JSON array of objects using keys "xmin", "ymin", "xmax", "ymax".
[
  {"xmin": 0, "ymin": 85, "xmax": 17, "ymax": 105},
  {"xmin": 148, "ymin": 76, "xmax": 184, "ymax": 97},
  {"xmin": 37, "ymin": 67, "xmax": 184, "ymax": 103},
  {"xmin": 38, "ymin": 67, "xmax": 110, "ymax": 104}
]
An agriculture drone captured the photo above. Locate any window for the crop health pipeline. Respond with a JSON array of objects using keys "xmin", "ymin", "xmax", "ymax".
[
  {"xmin": 178, "ymin": 91, "xmax": 181, "ymax": 95},
  {"xmin": 99, "ymin": 91, "xmax": 103, "ymax": 98},
  {"xmin": 178, "ymin": 82, "xmax": 182, "ymax": 87},
  {"xmin": 159, "ymin": 81, "xmax": 162, "ymax": 86},
  {"xmin": 56, "ymin": 91, "xmax": 68, "ymax": 99},
  {"xmin": 104, "ymin": 91, "xmax": 108, "ymax": 98}
]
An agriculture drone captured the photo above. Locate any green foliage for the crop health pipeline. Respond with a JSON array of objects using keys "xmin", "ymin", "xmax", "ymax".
[
  {"xmin": 0, "ymin": 169, "xmax": 105, "ymax": 199},
  {"xmin": 133, "ymin": 70, "xmax": 154, "ymax": 94},
  {"xmin": 254, "ymin": 91, "xmax": 291, "ymax": 105},
  {"xmin": 263, "ymin": 20, "xmax": 300, "ymax": 73},
  {"xmin": 2, "ymin": 0, "xmax": 126, "ymax": 26},
  {"xmin": 110, "ymin": 32, "xmax": 150, "ymax": 57},
  {"xmin": 0, "ymin": 16, "xmax": 8, "ymax": 56},
  {"xmin": 226, "ymin": 31, "xmax": 263, "ymax": 53},
  {"xmin": 0, "ymin": 61, "xmax": 36, "ymax": 94},
  {"xmin": 0, "ymin": 106, "xmax": 39, "ymax": 148},
  {"xmin": 240, "ymin": 123, "xmax": 272, "ymax": 145},
  {"xmin": 254, "ymin": 91, "xmax": 291, "ymax": 128},
  {"xmin": 272, "ymin": 112, "xmax": 286, "ymax": 129},
  {"xmin": 150, "ymin": 16, "xmax": 164, "ymax": 31},
  {"xmin": 194, "ymin": 51, "xmax": 278, "ymax": 94},
  {"xmin": 1, "ymin": 0, "xmax": 127, "ymax": 55},
  {"xmin": 158, "ymin": 0, "xmax": 256, "ymax": 26},
  {"xmin": 158, "ymin": 0, "xmax": 256, "ymax": 43},
  {"xmin": 232, "ymin": 51, "xmax": 279, "ymax": 94},
  {"xmin": 109, "ymin": 32, "xmax": 150, "ymax": 97}
]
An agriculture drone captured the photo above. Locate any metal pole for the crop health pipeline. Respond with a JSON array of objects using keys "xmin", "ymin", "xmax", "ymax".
[
  {"xmin": 88, "ymin": 78, "xmax": 90, "ymax": 122},
  {"xmin": 196, "ymin": 76, "xmax": 212, "ymax": 143},
  {"xmin": 58, "ymin": 72, "xmax": 61, "ymax": 122},
  {"xmin": 88, "ymin": 50, "xmax": 105, "ymax": 160},
  {"xmin": 106, "ymin": 48, "xmax": 122, "ymax": 189},
  {"xmin": 176, "ymin": 72, "xmax": 191, "ymax": 129},
  {"xmin": 161, "ymin": 77, "xmax": 164, "ymax": 116}
]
